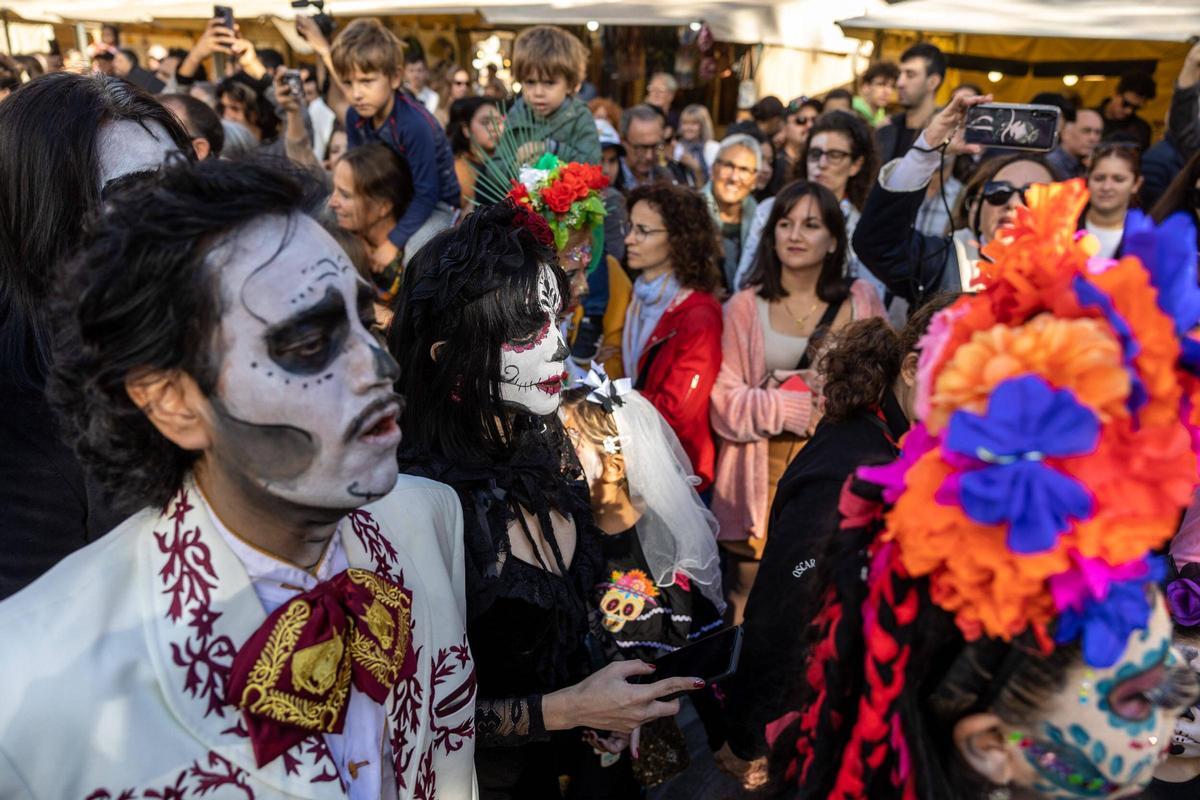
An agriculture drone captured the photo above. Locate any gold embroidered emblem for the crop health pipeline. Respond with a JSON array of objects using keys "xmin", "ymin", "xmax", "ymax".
[
  {"xmin": 364, "ymin": 598, "xmax": 395, "ymax": 650},
  {"xmin": 232, "ymin": 569, "xmax": 413, "ymax": 734},
  {"xmin": 236, "ymin": 600, "xmax": 352, "ymax": 732},
  {"xmin": 291, "ymin": 635, "xmax": 344, "ymax": 695},
  {"xmin": 347, "ymin": 569, "xmax": 412, "ymax": 685}
]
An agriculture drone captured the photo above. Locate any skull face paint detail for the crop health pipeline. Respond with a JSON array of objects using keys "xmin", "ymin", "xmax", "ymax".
[
  {"xmin": 1171, "ymin": 643, "xmax": 1200, "ymax": 757},
  {"xmin": 210, "ymin": 214, "xmax": 402, "ymax": 509},
  {"xmin": 1015, "ymin": 598, "xmax": 1199, "ymax": 799},
  {"xmin": 498, "ymin": 264, "xmax": 569, "ymax": 416}
]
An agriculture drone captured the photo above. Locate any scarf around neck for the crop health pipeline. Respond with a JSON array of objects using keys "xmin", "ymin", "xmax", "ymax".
[{"xmin": 623, "ymin": 271, "xmax": 681, "ymax": 379}]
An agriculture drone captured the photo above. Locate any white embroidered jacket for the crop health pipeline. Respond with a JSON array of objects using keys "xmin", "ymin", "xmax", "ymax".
[{"xmin": 0, "ymin": 476, "xmax": 478, "ymax": 800}]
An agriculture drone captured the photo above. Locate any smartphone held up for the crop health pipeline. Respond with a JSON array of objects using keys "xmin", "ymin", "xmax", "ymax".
[{"xmin": 964, "ymin": 103, "xmax": 1060, "ymax": 152}]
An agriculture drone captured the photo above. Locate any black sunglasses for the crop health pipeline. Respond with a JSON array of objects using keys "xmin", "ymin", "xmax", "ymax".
[{"xmin": 982, "ymin": 181, "xmax": 1031, "ymax": 207}]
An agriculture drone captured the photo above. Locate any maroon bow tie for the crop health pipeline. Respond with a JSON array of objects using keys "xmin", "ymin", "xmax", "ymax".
[{"xmin": 226, "ymin": 568, "xmax": 415, "ymax": 767}]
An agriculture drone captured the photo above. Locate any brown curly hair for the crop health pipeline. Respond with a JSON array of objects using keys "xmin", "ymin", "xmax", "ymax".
[
  {"xmin": 626, "ymin": 183, "xmax": 722, "ymax": 294},
  {"xmin": 819, "ymin": 293, "xmax": 959, "ymax": 422}
]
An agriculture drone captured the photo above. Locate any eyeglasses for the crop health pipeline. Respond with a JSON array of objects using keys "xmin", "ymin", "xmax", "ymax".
[
  {"xmin": 807, "ymin": 147, "xmax": 852, "ymax": 165},
  {"xmin": 714, "ymin": 158, "xmax": 756, "ymax": 180},
  {"xmin": 622, "ymin": 222, "xmax": 667, "ymax": 242},
  {"xmin": 981, "ymin": 181, "xmax": 1032, "ymax": 206},
  {"xmin": 789, "ymin": 114, "xmax": 817, "ymax": 127}
]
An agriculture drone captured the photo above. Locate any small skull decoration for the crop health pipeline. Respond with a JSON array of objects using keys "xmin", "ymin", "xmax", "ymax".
[{"xmin": 599, "ymin": 569, "xmax": 660, "ymax": 633}]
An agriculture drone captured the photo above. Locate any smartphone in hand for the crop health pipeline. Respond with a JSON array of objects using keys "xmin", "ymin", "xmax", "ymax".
[
  {"xmin": 214, "ymin": 4, "xmax": 235, "ymax": 29},
  {"xmin": 634, "ymin": 626, "xmax": 743, "ymax": 700},
  {"xmin": 964, "ymin": 103, "xmax": 1060, "ymax": 152}
]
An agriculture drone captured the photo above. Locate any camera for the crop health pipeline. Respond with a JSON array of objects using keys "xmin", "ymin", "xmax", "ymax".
[{"xmin": 292, "ymin": 0, "xmax": 336, "ymax": 41}]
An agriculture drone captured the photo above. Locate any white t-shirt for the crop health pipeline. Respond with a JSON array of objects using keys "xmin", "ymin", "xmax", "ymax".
[{"xmin": 1086, "ymin": 219, "xmax": 1124, "ymax": 260}]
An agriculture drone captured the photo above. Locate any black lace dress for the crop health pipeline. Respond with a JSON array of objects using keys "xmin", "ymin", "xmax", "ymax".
[{"xmin": 398, "ymin": 423, "xmax": 606, "ymax": 800}]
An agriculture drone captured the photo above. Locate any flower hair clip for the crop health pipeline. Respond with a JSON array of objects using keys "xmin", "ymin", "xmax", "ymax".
[
  {"xmin": 583, "ymin": 362, "xmax": 632, "ymax": 414},
  {"xmin": 602, "ymin": 434, "xmax": 622, "ymax": 455}
]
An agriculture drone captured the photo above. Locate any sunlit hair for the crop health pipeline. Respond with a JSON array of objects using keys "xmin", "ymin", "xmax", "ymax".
[
  {"xmin": 511, "ymin": 25, "xmax": 587, "ymax": 88},
  {"xmin": 331, "ymin": 17, "xmax": 405, "ymax": 80}
]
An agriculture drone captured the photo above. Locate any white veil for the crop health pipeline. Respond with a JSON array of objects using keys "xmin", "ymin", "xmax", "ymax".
[{"xmin": 583, "ymin": 365, "xmax": 726, "ymax": 611}]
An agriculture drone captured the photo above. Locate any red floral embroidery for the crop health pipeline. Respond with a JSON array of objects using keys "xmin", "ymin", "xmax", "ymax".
[
  {"xmin": 155, "ymin": 489, "xmax": 216, "ymax": 623},
  {"xmin": 157, "ymin": 489, "xmax": 236, "ymax": 719},
  {"xmin": 348, "ymin": 509, "xmax": 399, "ymax": 578},
  {"xmin": 85, "ymin": 751, "xmax": 253, "ymax": 799},
  {"xmin": 390, "ymin": 644, "xmax": 426, "ymax": 789},
  {"xmin": 412, "ymin": 742, "xmax": 437, "ymax": 800},
  {"xmin": 189, "ymin": 752, "xmax": 253, "ymax": 798},
  {"xmin": 431, "ymin": 637, "xmax": 476, "ymax": 754}
]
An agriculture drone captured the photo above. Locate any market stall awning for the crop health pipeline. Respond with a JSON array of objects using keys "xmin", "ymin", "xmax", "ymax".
[
  {"xmin": 0, "ymin": 0, "xmax": 880, "ymax": 50},
  {"xmin": 837, "ymin": 0, "xmax": 1200, "ymax": 43}
]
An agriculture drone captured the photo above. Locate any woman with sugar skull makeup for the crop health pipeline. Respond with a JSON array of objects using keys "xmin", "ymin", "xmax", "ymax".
[
  {"xmin": 391, "ymin": 201, "xmax": 703, "ymax": 799},
  {"xmin": 763, "ymin": 183, "xmax": 1200, "ymax": 799}
]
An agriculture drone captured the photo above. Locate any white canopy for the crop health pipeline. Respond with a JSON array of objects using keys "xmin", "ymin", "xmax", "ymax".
[
  {"xmin": 838, "ymin": 0, "xmax": 1200, "ymax": 43},
  {"xmin": 1, "ymin": 0, "xmax": 877, "ymax": 50}
]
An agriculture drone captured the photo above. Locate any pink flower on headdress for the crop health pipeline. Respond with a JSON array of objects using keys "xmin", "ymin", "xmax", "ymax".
[
  {"xmin": 914, "ymin": 301, "xmax": 968, "ymax": 420},
  {"xmin": 858, "ymin": 424, "xmax": 939, "ymax": 504}
]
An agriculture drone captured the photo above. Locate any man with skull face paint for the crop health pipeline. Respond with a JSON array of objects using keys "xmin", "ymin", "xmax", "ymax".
[
  {"xmin": 392, "ymin": 202, "xmax": 703, "ymax": 799},
  {"xmin": 0, "ymin": 160, "xmax": 477, "ymax": 799}
]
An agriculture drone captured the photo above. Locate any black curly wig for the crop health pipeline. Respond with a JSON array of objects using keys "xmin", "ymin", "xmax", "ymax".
[{"xmin": 49, "ymin": 157, "xmax": 328, "ymax": 513}]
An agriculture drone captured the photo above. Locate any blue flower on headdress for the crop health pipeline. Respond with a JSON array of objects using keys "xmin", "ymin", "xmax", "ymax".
[
  {"xmin": 943, "ymin": 375, "xmax": 1100, "ymax": 554},
  {"xmin": 1123, "ymin": 209, "xmax": 1200, "ymax": 372},
  {"xmin": 1053, "ymin": 555, "xmax": 1164, "ymax": 669}
]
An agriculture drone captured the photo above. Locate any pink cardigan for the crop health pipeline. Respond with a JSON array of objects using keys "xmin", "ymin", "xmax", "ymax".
[{"xmin": 710, "ymin": 282, "xmax": 886, "ymax": 541}]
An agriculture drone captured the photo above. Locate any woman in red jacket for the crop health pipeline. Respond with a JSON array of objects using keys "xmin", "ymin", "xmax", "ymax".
[{"xmin": 621, "ymin": 183, "xmax": 724, "ymax": 492}]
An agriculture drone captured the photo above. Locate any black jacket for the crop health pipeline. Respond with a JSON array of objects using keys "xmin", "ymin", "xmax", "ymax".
[
  {"xmin": 853, "ymin": 173, "xmax": 971, "ymax": 305},
  {"xmin": 720, "ymin": 392, "xmax": 909, "ymax": 759},
  {"xmin": 0, "ymin": 381, "xmax": 122, "ymax": 599},
  {"xmin": 874, "ymin": 111, "xmax": 920, "ymax": 164}
]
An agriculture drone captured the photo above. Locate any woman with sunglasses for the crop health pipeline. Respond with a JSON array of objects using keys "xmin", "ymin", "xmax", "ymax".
[
  {"xmin": 1083, "ymin": 143, "xmax": 1143, "ymax": 259},
  {"xmin": 622, "ymin": 183, "xmax": 724, "ymax": 495},
  {"xmin": 775, "ymin": 97, "xmax": 823, "ymax": 191},
  {"xmin": 852, "ymin": 93, "xmax": 1055, "ymax": 307},
  {"xmin": 434, "ymin": 64, "xmax": 473, "ymax": 127}
]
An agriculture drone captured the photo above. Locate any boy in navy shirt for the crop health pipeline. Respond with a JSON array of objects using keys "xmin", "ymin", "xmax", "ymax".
[{"xmin": 331, "ymin": 18, "xmax": 460, "ymax": 268}]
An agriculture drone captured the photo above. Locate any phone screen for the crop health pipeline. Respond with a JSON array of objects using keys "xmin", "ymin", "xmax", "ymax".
[
  {"xmin": 637, "ymin": 626, "xmax": 743, "ymax": 692},
  {"xmin": 964, "ymin": 103, "xmax": 1060, "ymax": 152}
]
